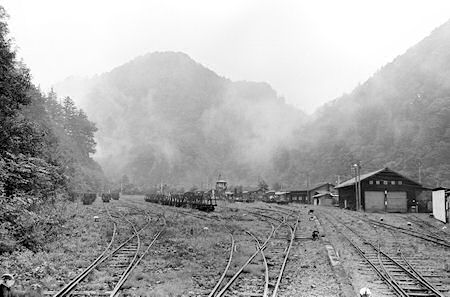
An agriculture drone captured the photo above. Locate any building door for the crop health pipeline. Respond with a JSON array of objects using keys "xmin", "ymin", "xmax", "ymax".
[
  {"xmin": 364, "ymin": 191, "xmax": 385, "ymax": 212},
  {"xmin": 387, "ymin": 191, "xmax": 407, "ymax": 213}
]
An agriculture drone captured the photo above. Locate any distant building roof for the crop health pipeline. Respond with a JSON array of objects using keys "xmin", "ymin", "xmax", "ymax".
[
  {"xmin": 286, "ymin": 189, "xmax": 308, "ymax": 193},
  {"xmin": 312, "ymin": 191, "xmax": 338, "ymax": 198},
  {"xmin": 244, "ymin": 186, "xmax": 264, "ymax": 192},
  {"xmin": 335, "ymin": 167, "xmax": 422, "ymax": 189},
  {"xmin": 308, "ymin": 182, "xmax": 335, "ymax": 191}
]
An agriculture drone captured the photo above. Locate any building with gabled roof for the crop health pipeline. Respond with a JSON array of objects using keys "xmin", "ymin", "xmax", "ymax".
[{"xmin": 336, "ymin": 167, "xmax": 430, "ymax": 213}]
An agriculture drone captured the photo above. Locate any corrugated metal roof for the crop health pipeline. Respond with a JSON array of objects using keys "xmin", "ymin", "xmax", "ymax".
[
  {"xmin": 312, "ymin": 191, "xmax": 338, "ymax": 198},
  {"xmin": 335, "ymin": 168, "xmax": 386, "ymax": 189},
  {"xmin": 335, "ymin": 167, "xmax": 423, "ymax": 189}
]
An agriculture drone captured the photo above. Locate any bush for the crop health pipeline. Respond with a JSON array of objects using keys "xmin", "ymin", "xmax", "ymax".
[{"xmin": 81, "ymin": 193, "xmax": 96, "ymax": 205}]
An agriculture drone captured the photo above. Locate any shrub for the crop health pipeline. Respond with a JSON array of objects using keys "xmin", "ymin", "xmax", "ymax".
[{"xmin": 81, "ymin": 193, "xmax": 96, "ymax": 205}]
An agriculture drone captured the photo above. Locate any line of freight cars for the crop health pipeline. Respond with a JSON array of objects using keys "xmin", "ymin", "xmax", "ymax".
[{"xmin": 144, "ymin": 191, "xmax": 216, "ymax": 212}]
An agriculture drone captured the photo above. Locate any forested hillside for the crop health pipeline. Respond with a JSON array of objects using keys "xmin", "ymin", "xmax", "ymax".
[
  {"xmin": 0, "ymin": 7, "xmax": 104, "ymax": 252},
  {"xmin": 55, "ymin": 52, "xmax": 304, "ymax": 188},
  {"xmin": 55, "ymin": 20, "xmax": 450, "ymax": 189},
  {"xmin": 277, "ymin": 20, "xmax": 450, "ymax": 187}
]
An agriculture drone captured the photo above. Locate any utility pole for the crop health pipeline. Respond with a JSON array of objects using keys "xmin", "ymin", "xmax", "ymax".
[
  {"xmin": 418, "ymin": 160, "xmax": 422, "ymax": 184},
  {"xmin": 353, "ymin": 162, "xmax": 361, "ymax": 211},
  {"xmin": 306, "ymin": 173, "xmax": 310, "ymax": 204}
]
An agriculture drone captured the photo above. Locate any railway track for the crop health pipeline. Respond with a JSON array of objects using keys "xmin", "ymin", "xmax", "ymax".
[
  {"xmin": 208, "ymin": 207, "xmax": 299, "ymax": 297},
  {"xmin": 321, "ymin": 210, "xmax": 446, "ymax": 297},
  {"xmin": 52, "ymin": 204, "xmax": 164, "ymax": 297},
  {"xmin": 365, "ymin": 218, "xmax": 450, "ymax": 249},
  {"xmin": 405, "ymin": 215, "xmax": 450, "ymax": 240}
]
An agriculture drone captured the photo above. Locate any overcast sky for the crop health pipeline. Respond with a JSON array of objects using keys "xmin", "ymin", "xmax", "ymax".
[{"xmin": 3, "ymin": 0, "xmax": 450, "ymax": 113}]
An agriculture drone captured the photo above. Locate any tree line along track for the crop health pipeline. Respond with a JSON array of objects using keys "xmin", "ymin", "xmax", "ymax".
[
  {"xmin": 320, "ymin": 210, "xmax": 446, "ymax": 297},
  {"xmin": 51, "ymin": 203, "xmax": 164, "ymax": 297}
]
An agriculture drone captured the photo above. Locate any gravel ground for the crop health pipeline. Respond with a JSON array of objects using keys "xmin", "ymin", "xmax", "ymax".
[
  {"xmin": 317, "ymin": 206, "xmax": 450, "ymax": 297},
  {"xmin": 2, "ymin": 198, "xmax": 450, "ymax": 297}
]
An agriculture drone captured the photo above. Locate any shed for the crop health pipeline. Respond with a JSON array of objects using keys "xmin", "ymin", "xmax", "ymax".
[
  {"xmin": 336, "ymin": 167, "xmax": 430, "ymax": 213},
  {"xmin": 287, "ymin": 190, "xmax": 308, "ymax": 203},
  {"xmin": 432, "ymin": 188, "xmax": 449, "ymax": 223},
  {"xmin": 245, "ymin": 187, "xmax": 265, "ymax": 201},
  {"xmin": 312, "ymin": 191, "xmax": 338, "ymax": 206},
  {"xmin": 308, "ymin": 183, "xmax": 336, "ymax": 204}
]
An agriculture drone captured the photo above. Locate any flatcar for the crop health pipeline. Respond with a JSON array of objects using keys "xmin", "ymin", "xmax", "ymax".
[{"xmin": 144, "ymin": 190, "xmax": 216, "ymax": 212}]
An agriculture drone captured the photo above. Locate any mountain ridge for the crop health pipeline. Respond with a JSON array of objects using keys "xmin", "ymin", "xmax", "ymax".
[{"xmin": 55, "ymin": 51, "xmax": 304, "ymax": 188}]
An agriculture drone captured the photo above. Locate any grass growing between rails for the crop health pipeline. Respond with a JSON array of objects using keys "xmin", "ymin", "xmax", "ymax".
[{"xmin": 0, "ymin": 198, "xmax": 112, "ymax": 292}]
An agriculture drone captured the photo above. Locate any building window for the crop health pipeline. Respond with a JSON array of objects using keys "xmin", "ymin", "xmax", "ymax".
[
  {"xmin": 369, "ymin": 180, "xmax": 374, "ymax": 185},
  {"xmin": 398, "ymin": 181, "xmax": 402, "ymax": 185},
  {"xmin": 376, "ymin": 181, "xmax": 380, "ymax": 185},
  {"xmin": 391, "ymin": 181, "xmax": 395, "ymax": 185},
  {"xmin": 383, "ymin": 181, "xmax": 388, "ymax": 185}
]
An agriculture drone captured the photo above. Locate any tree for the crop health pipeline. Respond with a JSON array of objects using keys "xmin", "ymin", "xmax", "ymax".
[{"xmin": 258, "ymin": 178, "xmax": 269, "ymax": 191}]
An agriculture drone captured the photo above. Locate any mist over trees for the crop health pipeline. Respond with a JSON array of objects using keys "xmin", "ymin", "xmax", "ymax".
[
  {"xmin": 56, "ymin": 20, "xmax": 450, "ymax": 190},
  {"xmin": 55, "ymin": 52, "xmax": 304, "ymax": 188},
  {"xmin": 0, "ymin": 6, "xmax": 104, "ymax": 251},
  {"xmin": 279, "ymin": 19, "xmax": 450, "ymax": 187}
]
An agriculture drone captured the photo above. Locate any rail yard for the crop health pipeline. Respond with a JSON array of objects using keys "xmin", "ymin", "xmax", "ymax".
[{"xmin": 0, "ymin": 195, "xmax": 448, "ymax": 297}]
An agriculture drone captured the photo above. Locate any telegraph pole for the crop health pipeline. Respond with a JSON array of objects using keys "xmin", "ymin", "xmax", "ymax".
[
  {"xmin": 353, "ymin": 165, "xmax": 358, "ymax": 210},
  {"xmin": 353, "ymin": 162, "xmax": 361, "ymax": 211},
  {"xmin": 418, "ymin": 160, "xmax": 422, "ymax": 184}
]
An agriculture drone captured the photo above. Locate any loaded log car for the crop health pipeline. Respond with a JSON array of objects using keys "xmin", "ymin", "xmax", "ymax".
[
  {"xmin": 144, "ymin": 190, "xmax": 217, "ymax": 212},
  {"xmin": 185, "ymin": 191, "xmax": 216, "ymax": 212},
  {"xmin": 144, "ymin": 193, "xmax": 165, "ymax": 204}
]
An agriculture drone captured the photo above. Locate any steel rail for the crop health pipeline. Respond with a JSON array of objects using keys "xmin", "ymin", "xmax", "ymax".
[
  {"xmin": 215, "ymin": 223, "xmax": 281, "ymax": 297},
  {"xmin": 110, "ymin": 217, "xmax": 166, "ymax": 297},
  {"xmin": 54, "ymin": 208, "xmax": 151, "ymax": 297},
  {"xmin": 108, "ymin": 212, "xmax": 142, "ymax": 297},
  {"xmin": 320, "ymin": 214, "xmax": 406, "ymax": 297},
  {"xmin": 324, "ymin": 211, "xmax": 445, "ymax": 297},
  {"xmin": 400, "ymin": 253, "xmax": 445, "ymax": 297},
  {"xmin": 246, "ymin": 229, "xmax": 272, "ymax": 297},
  {"xmin": 53, "ymin": 205, "xmax": 118, "ymax": 297},
  {"xmin": 376, "ymin": 245, "xmax": 408, "ymax": 297},
  {"xmin": 271, "ymin": 218, "xmax": 299, "ymax": 297},
  {"xmin": 367, "ymin": 222, "xmax": 445, "ymax": 297},
  {"xmin": 373, "ymin": 245, "xmax": 445, "ymax": 297},
  {"xmin": 406, "ymin": 215, "xmax": 450, "ymax": 239},
  {"xmin": 208, "ymin": 233, "xmax": 236, "ymax": 297},
  {"xmin": 367, "ymin": 219, "xmax": 450, "ymax": 248},
  {"xmin": 343, "ymin": 216, "xmax": 445, "ymax": 297}
]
